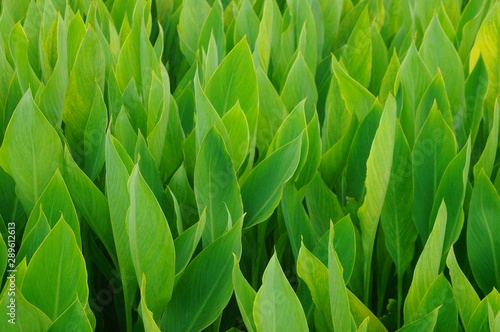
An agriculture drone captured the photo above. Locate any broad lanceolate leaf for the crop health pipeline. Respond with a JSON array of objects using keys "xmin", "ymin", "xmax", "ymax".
[
  {"xmin": 419, "ymin": 16, "xmax": 465, "ymax": 116},
  {"xmin": 194, "ymin": 126, "xmax": 243, "ymax": 246},
  {"xmin": 138, "ymin": 275, "xmax": 161, "ymax": 332},
  {"xmin": 0, "ymin": 90, "xmax": 63, "ymax": 213},
  {"xmin": 205, "ymin": 39, "xmax": 259, "ymax": 148},
  {"xmin": 232, "ymin": 256, "xmax": 257, "ymax": 332},
  {"xmin": 47, "ymin": 298, "xmax": 93, "ymax": 332},
  {"xmin": 328, "ymin": 224, "xmax": 356, "ymax": 332},
  {"xmin": 467, "ymin": 170, "xmax": 500, "ymax": 294},
  {"xmin": 62, "ymin": 147, "xmax": 115, "ymax": 261},
  {"xmin": 241, "ymin": 135, "xmax": 302, "ymax": 228},
  {"xmin": 174, "ymin": 211, "xmax": 206, "ymax": 274},
  {"xmin": 62, "ymin": 28, "xmax": 105, "ymax": 163},
  {"xmin": 473, "ymin": 99, "xmax": 499, "ymax": 179},
  {"xmin": 23, "ymin": 169, "xmax": 80, "ymax": 248},
  {"xmin": 178, "ymin": 0, "xmax": 210, "ymax": 63},
  {"xmin": 331, "ymin": 57, "xmax": 376, "ymax": 121},
  {"xmin": 343, "ymin": 9, "xmax": 372, "ymax": 88},
  {"xmin": 404, "ymin": 202, "xmax": 450, "ymax": 327},
  {"xmin": 396, "ymin": 43, "xmax": 432, "ymax": 145},
  {"xmin": 412, "ymin": 105, "xmax": 456, "ymax": 242},
  {"xmin": 470, "ymin": 3, "xmax": 500, "ymax": 120},
  {"xmin": 446, "ymin": 247, "xmax": 480, "ymax": 328},
  {"xmin": 467, "ymin": 289, "xmax": 500, "ymax": 332},
  {"xmin": 358, "ymin": 95, "xmax": 397, "ymax": 301},
  {"xmin": 0, "ymin": 287, "xmax": 52, "ymax": 331},
  {"xmin": 297, "ymin": 242, "xmax": 332, "ymax": 328},
  {"xmin": 21, "ymin": 218, "xmax": 88, "ymax": 320},
  {"xmin": 253, "ymin": 253, "xmax": 309, "ymax": 332},
  {"xmin": 381, "ymin": 122, "xmax": 416, "ymax": 276},
  {"xmin": 161, "ymin": 220, "xmax": 242, "ymax": 332},
  {"xmin": 128, "ymin": 165, "xmax": 175, "ymax": 320},
  {"xmin": 397, "ymin": 307, "xmax": 439, "ymax": 332},
  {"xmin": 105, "ymin": 133, "xmax": 136, "ymax": 329}
]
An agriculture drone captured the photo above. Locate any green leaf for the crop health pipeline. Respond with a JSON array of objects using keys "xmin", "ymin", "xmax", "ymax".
[
  {"xmin": 0, "ymin": 90, "xmax": 63, "ymax": 213},
  {"xmin": 47, "ymin": 298, "xmax": 93, "ymax": 332},
  {"xmin": 396, "ymin": 43, "xmax": 432, "ymax": 145},
  {"xmin": 21, "ymin": 218, "xmax": 88, "ymax": 320},
  {"xmin": 193, "ymin": 73, "xmax": 229, "ymax": 151},
  {"xmin": 470, "ymin": 3, "xmax": 500, "ymax": 118},
  {"xmin": 253, "ymin": 253, "xmax": 309, "ymax": 332},
  {"xmin": 221, "ymin": 102, "xmax": 250, "ymax": 172},
  {"xmin": 174, "ymin": 210, "xmax": 206, "ymax": 274},
  {"xmin": 415, "ymin": 274, "xmax": 458, "ymax": 332},
  {"xmin": 194, "ymin": 126, "xmax": 243, "ymax": 245},
  {"xmin": 138, "ymin": 274, "xmax": 161, "ymax": 332},
  {"xmin": 358, "ymin": 95, "xmax": 397, "ymax": 301},
  {"xmin": 446, "ymin": 247, "xmax": 480, "ymax": 328},
  {"xmin": 23, "ymin": 169, "xmax": 80, "ymax": 247},
  {"xmin": 232, "ymin": 256, "xmax": 257, "ymax": 332},
  {"xmin": 161, "ymin": 220, "xmax": 242, "ymax": 332},
  {"xmin": 17, "ymin": 210, "xmax": 51, "ymax": 263},
  {"xmin": 348, "ymin": 290, "xmax": 388, "ymax": 332},
  {"xmin": 429, "ymin": 140, "xmax": 471, "ymax": 252},
  {"xmin": 0, "ymin": 287, "xmax": 52, "ymax": 331},
  {"xmin": 281, "ymin": 183, "xmax": 316, "ymax": 259},
  {"xmin": 62, "ymin": 147, "xmax": 115, "ymax": 261},
  {"xmin": 412, "ymin": 106, "xmax": 456, "ymax": 241},
  {"xmin": 345, "ymin": 103, "xmax": 382, "ymax": 200},
  {"xmin": 205, "ymin": 39, "xmax": 259, "ymax": 144},
  {"xmin": 105, "ymin": 133, "xmax": 136, "ymax": 329},
  {"xmin": 0, "ymin": 234, "xmax": 6, "ymax": 279},
  {"xmin": 297, "ymin": 242, "xmax": 332, "ymax": 328},
  {"xmin": 178, "ymin": 0, "xmax": 211, "ymax": 63},
  {"xmin": 397, "ymin": 307, "xmax": 439, "ymax": 332},
  {"xmin": 419, "ymin": 15, "xmax": 465, "ymax": 116},
  {"xmin": 467, "ymin": 170, "xmax": 500, "ymax": 294},
  {"xmin": 473, "ymin": 99, "xmax": 499, "ymax": 179},
  {"xmin": 115, "ymin": 0, "xmax": 159, "ymax": 99},
  {"xmin": 404, "ymin": 202, "xmax": 447, "ymax": 325},
  {"xmin": 414, "ymin": 73, "xmax": 452, "ymax": 137},
  {"xmin": 328, "ymin": 223, "xmax": 355, "ymax": 332},
  {"xmin": 280, "ymin": 53, "xmax": 318, "ymax": 118},
  {"xmin": 331, "ymin": 57, "xmax": 376, "ymax": 121},
  {"xmin": 381, "ymin": 121, "xmax": 417, "ymax": 276},
  {"xmin": 343, "ymin": 9, "xmax": 372, "ymax": 88},
  {"xmin": 234, "ymin": 0, "xmax": 260, "ymax": 50},
  {"xmin": 36, "ymin": 15, "xmax": 68, "ymax": 127},
  {"xmin": 198, "ymin": 0, "xmax": 224, "ymax": 62},
  {"xmin": 255, "ymin": 66, "xmax": 288, "ymax": 151},
  {"xmin": 63, "ymin": 28, "xmax": 105, "ymax": 162},
  {"xmin": 83, "ymin": 87, "xmax": 107, "ymax": 180},
  {"xmin": 305, "ymin": 173, "xmax": 345, "ymax": 239},
  {"xmin": 254, "ymin": 0, "xmax": 282, "ymax": 72},
  {"xmin": 458, "ymin": 56, "xmax": 488, "ymax": 147},
  {"xmin": 241, "ymin": 135, "xmax": 302, "ymax": 228},
  {"xmin": 467, "ymin": 289, "xmax": 500, "ymax": 332},
  {"xmin": 379, "ymin": 50, "xmax": 400, "ymax": 104},
  {"xmin": 128, "ymin": 165, "xmax": 175, "ymax": 320}
]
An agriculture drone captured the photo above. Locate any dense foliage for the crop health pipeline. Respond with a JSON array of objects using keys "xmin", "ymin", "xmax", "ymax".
[{"xmin": 0, "ymin": 0, "xmax": 499, "ymax": 331}]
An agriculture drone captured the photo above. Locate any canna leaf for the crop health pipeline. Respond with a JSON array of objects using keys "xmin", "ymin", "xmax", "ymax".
[
  {"xmin": 161, "ymin": 219, "xmax": 242, "ymax": 332},
  {"xmin": 254, "ymin": 253, "xmax": 309, "ymax": 332},
  {"xmin": 127, "ymin": 165, "xmax": 175, "ymax": 320},
  {"xmin": 21, "ymin": 218, "xmax": 88, "ymax": 320},
  {"xmin": 241, "ymin": 135, "xmax": 302, "ymax": 228},
  {"xmin": 358, "ymin": 95, "xmax": 397, "ymax": 301},
  {"xmin": 194, "ymin": 126, "xmax": 243, "ymax": 245},
  {"xmin": 467, "ymin": 170, "xmax": 500, "ymax": 294},
  {"xmin": 0, "ymin": 90, "xmax": 63, "ymax": 213}
]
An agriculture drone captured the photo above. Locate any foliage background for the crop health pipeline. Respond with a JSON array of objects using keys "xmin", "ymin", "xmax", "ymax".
[{"xmin": 0, "ymin": 0, "xmax": 499, "ymax": 331}]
